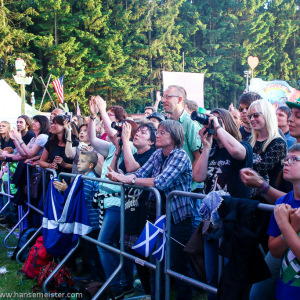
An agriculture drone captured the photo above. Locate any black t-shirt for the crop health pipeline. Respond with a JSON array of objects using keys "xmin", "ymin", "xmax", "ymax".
[
  {"xmin": 22, "ymin": 130, "xmax": 35, "ymax": 145},
  {"xmin": 44, "ymin": 139, "xmax": 74, "ymax": 174},
  {"xmin": 0, "ymin": 137, "xmax": 15, "ymax": 150},
  {"xmin": 123, "ymin": 148, "xmax": 156, "ymax": 235},
  {"xmin": 203, "ymin": 141, "xmax": 253, "ymax": 199},
  {"xmin": 239, "ymin": 126, "xmax": 251, "ymax": 142},
  {"xmin": 119, "ymin": 148, "xmax": 156, "ymax": 174}
]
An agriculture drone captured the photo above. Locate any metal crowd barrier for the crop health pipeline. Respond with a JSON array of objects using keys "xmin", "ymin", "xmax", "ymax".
[
  {"xmin": 165, "ymin": 190, "xmax": 275, "ymax": 299},
  {"xmin": 3, "ymin": 165, "xmax": 57, "ymax": 249},
  {"xmin": 16, "ymin": 171, "xmax": 162, "ymax": 300},
  {"xmin": 0, "ymin": 162, "xmax": 14, "ymax": 214}
]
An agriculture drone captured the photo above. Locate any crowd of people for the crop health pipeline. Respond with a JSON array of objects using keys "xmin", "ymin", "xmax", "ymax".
[{"xmin": 0, "ymin": 86, "xmax": 300, "ymax": 300}]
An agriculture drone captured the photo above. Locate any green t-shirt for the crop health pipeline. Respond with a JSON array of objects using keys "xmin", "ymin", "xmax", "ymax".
[{"xmin": 177, "ymin": 110, "xmax": 202, "ymax": 191}]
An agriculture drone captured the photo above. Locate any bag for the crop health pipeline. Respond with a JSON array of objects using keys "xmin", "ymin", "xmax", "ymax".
[
  {"xmin": 25, "ymin": 168, "xmax": 42, "ymax": 200},
  {"xmin": 79, "ymin": 280, "xmax": 110, "ymax": 300},
  {"xmin": 43, "ymin": 175, "xmax": 92, "ymax": 256},
  {"xmin": 22, "ymin": 236, "xmax": 52, "ymax": 278},
  {"xmin": 38, "ymin": 262, "xmax": 74, "ymax": 292},
  {"xmin": 11, "ymin": 228, "xmax": 40, "ymax": 262}
]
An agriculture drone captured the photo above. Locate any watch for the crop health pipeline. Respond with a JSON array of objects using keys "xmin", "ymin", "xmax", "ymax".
[{"xmin": 131, "ymin": 175, "xmax": 136, "ymax": 185}]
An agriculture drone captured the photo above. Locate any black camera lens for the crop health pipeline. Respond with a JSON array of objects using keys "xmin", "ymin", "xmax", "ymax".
[
  {"xmin": 111, "ymin": 121, "xmax": 123, "ymax": 132},
  {"xmin": 190, "ymin": 111, "xmax": 209, "ymax": 125}
]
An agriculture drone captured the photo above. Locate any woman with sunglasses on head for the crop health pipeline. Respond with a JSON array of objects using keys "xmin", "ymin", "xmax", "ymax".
[
  {"xmin": 247, "ymin": 100, "xmax": 287, "ymax": 201},
  {"xmin": 39, "ymin": 115, "xmax": 73, "ymax": 174}
]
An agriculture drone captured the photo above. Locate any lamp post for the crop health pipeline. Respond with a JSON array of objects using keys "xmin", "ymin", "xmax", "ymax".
[{"xmin": 13, "ymin": 58, "xmax": 33, "ymax": 114}]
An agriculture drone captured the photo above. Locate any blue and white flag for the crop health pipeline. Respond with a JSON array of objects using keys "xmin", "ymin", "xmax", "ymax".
[
  {"xmin": 152, "ymin": 231, "xmax": 166, "ymax": 262},
  {"xmin": 154, "ymin": 215, "xmax": 166, "ymax": 233},
  {"xmin": 43, "ymin": 175, "xmax": 92, "ymax": 256},
  {"xmin": 132, "ymin": 221, "xmax": 161, "ymax": 257}
]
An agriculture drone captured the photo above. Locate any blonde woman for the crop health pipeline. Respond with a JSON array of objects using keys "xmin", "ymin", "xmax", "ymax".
[
  {"xmin": 248, "ymin": 100, "xmax": 287, "ymax": 199},
  {"xmin": 0, "ymin": 121, "xmax": 14, "ymax": 150}
]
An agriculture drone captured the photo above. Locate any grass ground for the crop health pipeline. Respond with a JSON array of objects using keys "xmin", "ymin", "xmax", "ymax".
[{"xmin": 0, "ymin": 225, "xmax": 207, "ymax": 300}]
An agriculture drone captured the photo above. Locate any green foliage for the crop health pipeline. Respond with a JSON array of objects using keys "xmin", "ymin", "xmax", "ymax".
[{"xmin": 0, "ymin": 0, "xmax": 299, "ymax": 113}]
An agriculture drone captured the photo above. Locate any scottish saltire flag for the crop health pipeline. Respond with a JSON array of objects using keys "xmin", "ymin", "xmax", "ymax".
[
  {"xmin": 132, "ymin": 221, "xmax": 161, "ymax": 257},
  {"xmin": 152, "ymin": 231, "xmax": 166, "ymax": 262},
  {"xmin": 132, "ymin": 215, "xmax": 167, "ymax": 259},
  {"xmin": 52, "ymin": 75, "xmax": 64, "ymax": 103},
  {"xmin": 154, "ymin": 215, "xmax": 166, "ymax": 233},
  {"xmin": 152, "ymin": 215, "xmax": 167, "ymax": 261},
  {"xmin": 43, "ymin": 175, "xmax": 92, "ymax": 256}
]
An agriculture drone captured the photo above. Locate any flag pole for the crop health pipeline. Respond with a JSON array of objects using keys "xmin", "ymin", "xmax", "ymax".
[{"xmin": 39, "ymin": 75, "xmax": 57, "ymax": 110}]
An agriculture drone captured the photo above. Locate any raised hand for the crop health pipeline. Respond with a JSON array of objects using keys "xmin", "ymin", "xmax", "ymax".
[
  {"xmin": 95, "ymin": 95, "xmax": 107, "ymax": 112},
  {"xmin": 89, "ymin": 96, "xmax": 99, "ymax": 117}
]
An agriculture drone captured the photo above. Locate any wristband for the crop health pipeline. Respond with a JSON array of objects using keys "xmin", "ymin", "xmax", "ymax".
[
  {"xmin": 20, "ymin": 142, "xmax": 24, "ymax": 146},
  {"xmin": 215, "ymin": 126, "xmax": 221, "ymax": 131},
  {"xmin": 281, "ymin": 234, "xmax": 285, "ymax": 240},
  {"xmin": 5, "ymin": 157, "xmax": 13, "ymax": 162},
  {"xmin": 90, "ymin": 116, "xmax": 96, "ymax": 121},
  {"xmin": 66, "ymin": 140, "xmax": 72, "ymax": 143},
  {"xmin": 259, "ymin": 182, "xmax": 270, "ymax": 194}
]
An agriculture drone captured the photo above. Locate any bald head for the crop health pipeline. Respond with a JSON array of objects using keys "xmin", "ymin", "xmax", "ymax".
[{"xmin": 50, "ymin": 108, "xmax": 64, "ymax": 122}]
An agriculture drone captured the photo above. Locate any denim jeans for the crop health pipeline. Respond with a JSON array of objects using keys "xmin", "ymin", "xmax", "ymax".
[
  {"xmin": 249, "ymin": 251, "xmax": 281, "ymax": 300},
  {"xmin": 150, "ymin": 217, "xmax": 193, "ymax": 300},
  {"xmin": 97, "ymin": 206, "xmax": 133, "ymax": 295}
]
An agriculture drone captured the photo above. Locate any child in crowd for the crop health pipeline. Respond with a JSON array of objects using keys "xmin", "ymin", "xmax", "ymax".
[
  {"xmin": 53, "ymin": 151, "xmax": 104, "ymax": 281},
  {"xmin": 0, "ymin": 147, "xmax": 18, "ymax": 226},
  {"xmin": 268, "ymin": 143, "xmax": 300, "ymax": 299}
]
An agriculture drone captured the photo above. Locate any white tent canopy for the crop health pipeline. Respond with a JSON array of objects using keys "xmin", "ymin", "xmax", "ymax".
[{"xmin": 0, "ymin": 79, "xmax": 40, "ymax": 128}]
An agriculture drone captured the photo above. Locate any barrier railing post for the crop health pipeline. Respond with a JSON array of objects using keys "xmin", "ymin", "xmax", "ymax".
[
  {"xmin": 57, "ymin": 172, "xmax": 162, "ymax": 300},
  {"xmin": 3, "ymin": 163, "xmax": 31, "ymax": 249},
  {"xmin": 0, "ymin": 162, "xmax": 14, "ymax": 215}
]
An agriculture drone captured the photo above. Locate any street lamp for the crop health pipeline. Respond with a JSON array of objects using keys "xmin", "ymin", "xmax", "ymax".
[{"xmin": 13, "ymin": 58, "xmax": 33, "ymax": 114}]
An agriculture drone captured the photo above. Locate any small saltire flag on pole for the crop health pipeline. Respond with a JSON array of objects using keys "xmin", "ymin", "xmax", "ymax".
[
  {"xmin": 154, "ymin": 215, "xmax": 166, "ymax": 233},
  {"xmin": 132, "ymin": 221, "xmax": 161, "ymax": 257},
  {"xmin": 52, "ymin": 75, "xmax": 65, "ymax": 103},
  {"xmin": 152, "ymin": 231, "xmax": 166, "ymax": 262},
  {"xmin": 76, "ymin": 101, "xmax": 81, "ymax": 116}
]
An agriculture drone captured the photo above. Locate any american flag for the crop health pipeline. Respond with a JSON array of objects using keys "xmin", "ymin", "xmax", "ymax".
[
  {"xmin": 76, "ymin": 100, "xmax": 81, "ymax": 116},
  {"xmin": 52, "ymin": 75, "xmax": 64, "ymax": 103}
]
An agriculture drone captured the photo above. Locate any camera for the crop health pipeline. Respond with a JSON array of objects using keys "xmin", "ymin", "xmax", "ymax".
[
  {"xmin": 190, "ymin": 111, "xmax": 210, "ymax": 125},
  {"xmin": 191, "ymin": 111, "xmax": 215, "ymax": 135},
  {"xmin": 111, "ymin": 121, "xmax": 123, "ymax": 132},
  {"xmin": 64, "ymin": 112, "xmax": 71, "ymax": 122}
]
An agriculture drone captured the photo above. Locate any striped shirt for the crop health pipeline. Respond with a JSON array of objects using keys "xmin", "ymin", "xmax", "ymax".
[
  {"xmin": 83, "ymin": 171, "xmax": 100, "ymax": 230},
  {"xmin": 134, "ymin": 148, "xmax": 193, "ymax": 224}
]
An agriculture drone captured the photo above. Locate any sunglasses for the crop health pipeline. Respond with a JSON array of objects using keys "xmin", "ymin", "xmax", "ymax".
[
  {"xmin": 247, "ymin": 112, "xmax": 262, "ymax": 119},
  {"xmin": 238, "ymin": 106, "xmax": 249, "ymax": 112}
]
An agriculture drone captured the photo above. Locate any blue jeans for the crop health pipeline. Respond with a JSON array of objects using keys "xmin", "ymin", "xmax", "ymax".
[
  {"xmin": 150, "ymin": 217, "xmax": 193, "ymax": 300},
  {"xmin": 249, "ymin": 251, "xmax": 281, "ymax": 300},
  {"xmin": 97, "ymin": 206, "xmax": 133, "ymax": 295}
]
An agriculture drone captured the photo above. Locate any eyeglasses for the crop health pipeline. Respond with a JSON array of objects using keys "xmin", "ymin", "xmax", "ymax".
[
  {"xmin": 281, "ymin": 156, "xmax": 300, "ymax": 166},
  {"xmin": 155, "ymin": 130, "xmax": 170, "ymax": 136},
  {"xmin": 162, "ymin": 95, "xmax": 180, "ymax": 99},
  {"xmin": 247, "ymin": 112, "xmax": 262, "ymax": 119},
  {"xmin": 238, "ymin": 106, "xmax": 248, "ymax": 112}
]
